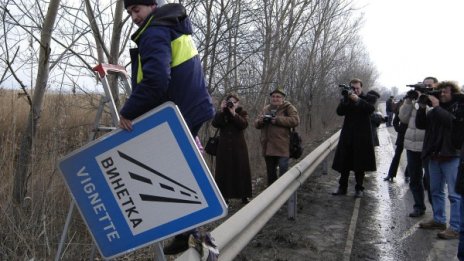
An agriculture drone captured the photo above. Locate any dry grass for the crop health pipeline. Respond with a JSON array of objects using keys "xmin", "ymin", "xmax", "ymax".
[{"xmin": 0, "ymin": 89, "xmax": 115, "ymax": 260}]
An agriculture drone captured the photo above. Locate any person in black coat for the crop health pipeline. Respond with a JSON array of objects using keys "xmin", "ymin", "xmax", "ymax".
[
  {"xmin": 384, "ymin": 98, "xmax": 409, "ymax": 182},
  {"xmin": 212, "ymin": 93, "xmax": 252, "ymax": 204},
  {"xmin": 332, "ymin": 78, "xmax": 377, "ymax": 198}
]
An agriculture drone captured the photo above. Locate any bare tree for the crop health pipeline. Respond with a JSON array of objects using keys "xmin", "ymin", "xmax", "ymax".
[{"xmin": 9, "ymin": 0, "xmax": 60, "ymax": 205}]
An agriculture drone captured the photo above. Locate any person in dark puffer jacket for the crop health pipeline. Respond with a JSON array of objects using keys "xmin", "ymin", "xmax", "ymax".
[
  {"xmin": 120, "ymin": 0, "xmax": 215, "ymax": 256},
  {"xmin": 119, "ymin": 0, "xmax": 214, "ymax": 138}
]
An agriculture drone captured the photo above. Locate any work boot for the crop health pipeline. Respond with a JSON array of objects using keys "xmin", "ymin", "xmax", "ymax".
[
  {"xmin": 419, "ymin": 219, "xmax": 446, "ymax": 230},
  {"xmin": 437, "ymin": 228, "xmax": 459, "ymax": 239},
  {"xmin": 163, "ymin": 234, "xmax": 190, "ymax": 255},
  {"xmin": 332, "ymin": 188, "xmax": 347, "ymax": 196}
]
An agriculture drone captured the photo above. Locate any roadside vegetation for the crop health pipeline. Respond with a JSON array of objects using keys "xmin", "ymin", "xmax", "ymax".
[{"xmin": 0, "ymin": 0, "xmax": 387, "ymax": 259}]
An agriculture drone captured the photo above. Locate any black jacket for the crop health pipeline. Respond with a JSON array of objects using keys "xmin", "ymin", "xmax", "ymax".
[
  {"xmin": 452, "ymin": 94, "xmax": 464, "ymax": 194},
  {"xmin": 386, "ymin": 98, "xmax": 394, "ymax": 112},
  {"xmin": 416, "ymin": 99, "xmax": 460, "ymax": 160}
]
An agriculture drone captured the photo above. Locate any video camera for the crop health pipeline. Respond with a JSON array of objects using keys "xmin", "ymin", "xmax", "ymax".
[
  {"xmin": 339, "ymin": 84, "xmax": 353, "ymax": 97},
  {"xmin": 405, "ymin": 82, "xmax": 441, "ymax": 106}
]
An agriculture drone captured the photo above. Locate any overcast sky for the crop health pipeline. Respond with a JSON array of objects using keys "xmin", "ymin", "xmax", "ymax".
[{"xmin": 353, "ymin": 0, "xmax": 464, "ymax": 92}]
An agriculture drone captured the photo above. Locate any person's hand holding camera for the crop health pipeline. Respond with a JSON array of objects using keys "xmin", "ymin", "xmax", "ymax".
[
  {"xmin": 427, "ymin": 95, "xmax": 439, "ymax": 108},
  {"xmin": 405, "ymin": 90, "xmax": 419, "ymax": 100},
  {"xmin": 261, "ymin": 109, "xmax": 277, "ymax": 124},
  {"xmin": 221, "ymin": 99, "xmax": 237, "ymax": 116},
  {"xmin": 348, "ymin": 93, "xmax": 359, "ymax": 102}
]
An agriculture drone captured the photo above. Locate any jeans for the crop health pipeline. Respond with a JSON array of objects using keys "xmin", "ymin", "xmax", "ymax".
[
  {"xmin": 339, "ymin": 171, "xmax": 365, "ymax": 192},
  {"xmin": 458, "ymin": 198, "xmax": 464, "ymax": 260},
  {"xmin": 429, "ymin": 158, "xmax": 461, "ymax": 231},
  {"xmin": 265, "ymin": 156, "xmax": 289, "ymax": 186},
  {"xmin": 407, "ymin": 150, "xmax": 426, "ymax": 212}
]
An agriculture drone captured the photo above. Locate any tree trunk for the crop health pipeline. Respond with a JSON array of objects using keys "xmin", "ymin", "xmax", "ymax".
[
  {"xmin": 13, "ymin": 0, "xmax": 61, "ymax": 205},
  {"xmin": 108, "ymin": 0, "xmax": 125, "ymax": 106}
]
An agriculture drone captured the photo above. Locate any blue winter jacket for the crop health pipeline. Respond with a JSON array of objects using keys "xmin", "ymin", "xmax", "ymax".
[{"xmin": 120, "ymin": 3, "xmax": 214, "ymax": 132}]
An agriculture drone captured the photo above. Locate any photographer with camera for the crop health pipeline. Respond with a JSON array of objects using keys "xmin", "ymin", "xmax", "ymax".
[
  {"xmin": 211, "ymin": 93, "xmax": 252, "ymax": 205},
  {"xmin": 254, "ymin": 87, "xmax": 300, "ymax": 186},
  {"xmin": 399, "ymin": 76, "xmax": 438, "ymax": 218},
  {"xmin": 331, "ymin": 78, "xmax": 377, "ymax": 198},
  {"xmin": 415, "ymin": 81, "xmax": 462, "ymax": 240}
]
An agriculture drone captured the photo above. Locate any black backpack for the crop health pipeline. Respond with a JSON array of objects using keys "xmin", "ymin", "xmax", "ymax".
[{"xmin": 289, "ymin": 128, "xmax": 303, "ymax": 159}]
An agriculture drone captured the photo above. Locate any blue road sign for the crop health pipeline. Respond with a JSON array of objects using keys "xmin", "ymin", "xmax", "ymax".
[{"xmin": 58, "ymin": 102, "xmax": 227, "ymax": 259}]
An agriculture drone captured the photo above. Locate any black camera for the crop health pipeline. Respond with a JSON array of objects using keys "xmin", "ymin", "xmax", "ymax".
[
  {"xmin": 339, "ymin": 84, "xmax": 353, "ymax": 97},
  {"xmin": 263, "ymin": 109, "xmax": 276, "ymax": 123},
  {"xmin": 406, "ymin": 83, "xmax": 440, "ymax": 97},
  {"xmin": 226, "ymin": 100, "xmax": 234, "ymax": 108},
  {"xmin": 406, "ymin": 83, "xmax": 440, "ymax": 106},
  {"xmin": 405, "ymin": 89, "xmax": 419, "ymax": 100}
]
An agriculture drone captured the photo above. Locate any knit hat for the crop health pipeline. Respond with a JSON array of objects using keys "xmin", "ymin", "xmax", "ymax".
[
  {"xmin": 270, "ymin": 87, "xmax": 286, "ymax": 97},
  {"xmin": 124, "ymin": 0, "xmax": 157, "ymax": 9}
]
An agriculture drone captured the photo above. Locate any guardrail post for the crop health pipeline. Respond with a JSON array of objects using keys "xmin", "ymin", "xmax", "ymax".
[
  {"xmin": 322, "ymin": 159, "xmax": 329, "ymax": 175},
  {"xmin": 287, "ymin": 192, "xmax": 297, "ymax": 220},
  {"xmin": 154, "ymin": 243, "xmax": 167, "ymax": 261}
]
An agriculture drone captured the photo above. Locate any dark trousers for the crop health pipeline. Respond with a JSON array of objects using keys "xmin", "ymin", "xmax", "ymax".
[
  {"xmin": 339, "ymin": 171, "xmax": 365, "ymax": 191},
  {"xmin": 387, "ymin": 143, "xmax": 404, "ymax": 178},
  {"xmin": 386, "ymin": 111, "xmax": 393, "ymax": 126},
  {"xmin": 407, "ymin": 150, "xmax": 426, "ymax": 212},
  {"xmin": 423, "ymin": 158, "xmax": 433, "ymax": 207},
  {"xmin": 265, "ymin": 156, "xmax": 289, "ymax": 186}
]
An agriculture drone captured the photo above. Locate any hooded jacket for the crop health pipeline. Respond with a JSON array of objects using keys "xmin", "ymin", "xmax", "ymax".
[{"xmin": 120, "ymin": 4, "xmax": 214, "ymax": 131}]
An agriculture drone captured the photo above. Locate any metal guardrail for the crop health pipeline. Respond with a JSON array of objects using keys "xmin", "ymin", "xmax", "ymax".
[{"xmin": 176, "ymin": 130, "xmax": 341, "ymax": 261}]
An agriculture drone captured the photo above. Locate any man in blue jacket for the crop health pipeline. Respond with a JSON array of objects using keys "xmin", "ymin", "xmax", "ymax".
[
  {"xmin": 119, "ymin": 0, "xmax": 214, "ymax": 138},
  {"xmin": 120, "ymin": 0, "xmax": 214, "ymax": 255}
]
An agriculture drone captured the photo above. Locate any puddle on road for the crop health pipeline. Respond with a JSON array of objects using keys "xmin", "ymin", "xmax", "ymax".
[{"xmin": 367, "ymin": 125, "xmax": 410, "ymax": 260}]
